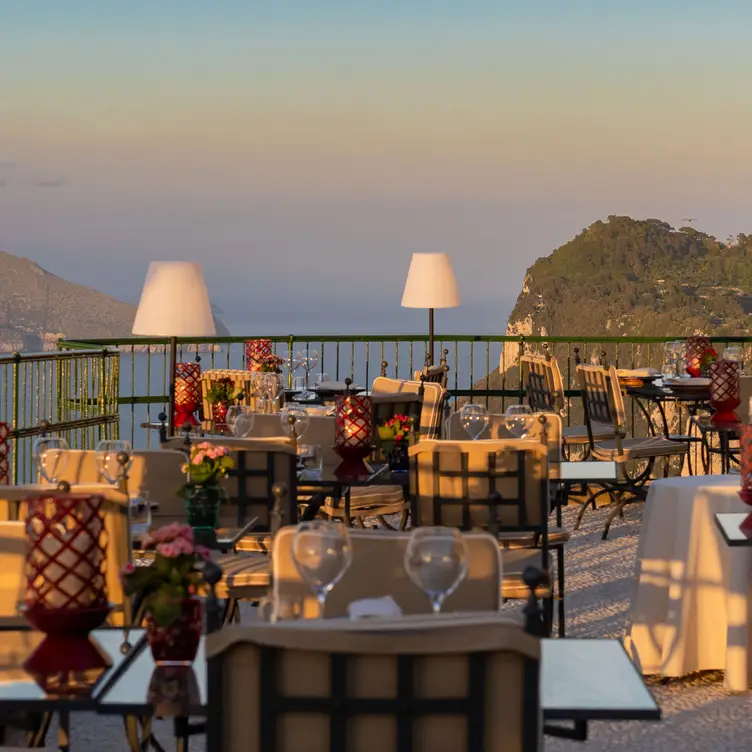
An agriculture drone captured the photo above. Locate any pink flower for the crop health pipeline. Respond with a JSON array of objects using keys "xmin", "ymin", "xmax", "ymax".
[
  {"xmin": 179, "ymin": 525, "xmax": 194, "ymax": 542},
  {"xmin": 156, "ymin": 541, "xmax": 180, "ymax": 558},
  {"xmin": 195, "ymin": 544, "xmax": 212, "ymax": 560},
  {"xmin": 172, "ymin": 536, "xmax": 194, "ymax": 556},
  {"xmin": 151, "ymin": 522, "xmax": 182, "ymax": 543}
]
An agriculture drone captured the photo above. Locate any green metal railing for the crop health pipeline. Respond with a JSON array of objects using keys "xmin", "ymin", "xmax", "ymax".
[
  {"xmin": 57, "ymin": 334, "xmax": 752, "ymax": 453},
  {"xmin": 0, "ymin": 349, "xmax": 120, "ymax": 483}
]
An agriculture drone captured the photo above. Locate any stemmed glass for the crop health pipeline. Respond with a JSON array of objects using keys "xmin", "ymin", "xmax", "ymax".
[
  {"xmin": 32, "ymin": 437, "xmax": 69, "ymax": 484},
  {"xmin": 226, "ymin": 405, "xmax": 255, "ymax": 437},
  {"xmin": 281, "ymin": 350, "xmax": 302, "ymax": 389},
  {"xmin": 280, "ymin": 405, "xmax": 310, "ymax": 442},
  {"xmin": 96, "ymin": 440, "xmax": 133, "ymax": 485},
  {"xmin": 661, "ymin": 341, "xmax": 678, "ymax": 381},
  {"xmin": 297, "ymin": 349, "xmax": 319, "ymax": 401},
  {"xmin": 504, "ymin": 405, "xmax": 534, "ymax": 439},
  {"xmin": 723, "ymin": 346, "xmax": 744, "ymax": 374},
  {"xmin": 459, "ymin": 403, "xmax": 489, "ymax": 440},
  {"xmin": 404, "ymin": 527, "xmax": 468, "ymax": 614},
  {"xmin": 291, "ymin": 521, "xmax": 352, "ymax": 618}
]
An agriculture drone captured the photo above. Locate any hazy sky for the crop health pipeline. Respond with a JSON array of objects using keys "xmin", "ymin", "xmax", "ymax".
[{"xmin": 2, "ymin": 1, "xmax": 751, "ymax": 334}]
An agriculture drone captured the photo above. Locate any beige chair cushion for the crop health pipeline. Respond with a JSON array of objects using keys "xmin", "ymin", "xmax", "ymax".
[
  {"xmin": 371, "ymin": 377, "xmax": 445, "ymax": 439},
  {"xmin": 592, "ymin": 436, "xmax": 688, "ymax": 462},
  {"xmin": 0, "ymin": 521, "xmax": 26, "ymax": 624},
  {"xmin": 501, "ymin": 549, "xmax": 553, "ymax": 599},
  {"xmin": 562, "ymin": 422, "xmax": 614, "ymax": 445},
  {"xmin": 409, "ymin": 440, "xmax": 548, "ymax": 530},
  {"xmin": 272, "ymin": 526, "xmax": 502, "ymax": 619},
  {"xmin": 322, "ymin": 485, "xmax": 407, "ymax": 518},
  {"xmin": 214, "ymin": 552, "xmax": 270, "ymax": 600},
  {"xmin": 206, "ymin": 613, "xmax": 540, "ymax": 752}
]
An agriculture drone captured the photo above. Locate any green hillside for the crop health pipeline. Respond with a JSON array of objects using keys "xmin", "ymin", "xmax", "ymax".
[{"xmin": 507, "ymin": 216, "xmax": 752, "ymax": 337}]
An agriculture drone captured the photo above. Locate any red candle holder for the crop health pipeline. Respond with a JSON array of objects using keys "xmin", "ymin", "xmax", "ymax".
[
  {"xmin": 175, "ymin": 362, "xmax": 201, "ymax": 428},
  {"xmin": 709, "ymin": 359, "xmax": 740, "ymax": 424},
  {"xmin": 24, "ymin": 493, "xmax": 111, "ymax": 656},
  {"xmin": 0, "ymin": 421, "xmax": 8, "ymax": 485},
  {"xmin": 245, "ymin": 339, "xmax": 273, "ymax": 371},
  {"xmin": 738, "ymin": 425, "xmax": 752, "ymax": 533},
  {"xmin": 334, "ymin": 395, "xmax": 373, "ymax": 476},
  {"xmin": 686, "ymin": 336, "xmax": 712, "ymax": 378}
]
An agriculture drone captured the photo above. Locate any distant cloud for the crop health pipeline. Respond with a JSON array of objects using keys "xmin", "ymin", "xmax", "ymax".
[{"xmin": 33, "ymin": 178, "xmax": 67, "ymax": 188}]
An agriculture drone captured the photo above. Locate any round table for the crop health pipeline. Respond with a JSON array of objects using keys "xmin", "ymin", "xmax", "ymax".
[{"xmin": 624, "ymin": 474, "xmax": 752, "ymax": 691}]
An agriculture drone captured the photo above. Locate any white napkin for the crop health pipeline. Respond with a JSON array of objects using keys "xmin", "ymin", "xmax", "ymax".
[
  {"xmin": 664, "ymin": 377, "xmax": 710, "ymax": 387},
  {"xmin": 304, "ymin": 405, "xmax": 335, "ymax": 417},
  {"xmin": 347, "ymin": 596, "xmax": 403, "ymax": 620},
  {"xmin": 316, "ymin": 381, "xmax": 356, "ymax": 391},
  {"xmin": 617, "ymin": 368, "xmax": 660, "ymax": 377}
]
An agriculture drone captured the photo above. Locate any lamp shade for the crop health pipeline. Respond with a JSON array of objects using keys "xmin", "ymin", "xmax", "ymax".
[
  {"xmin": 400, "ymin": 253, "xmax": 460, "ymax": 309},
  {"xmin": 132, "ymin": 262, "xmax": 216, "ymax": 337}
]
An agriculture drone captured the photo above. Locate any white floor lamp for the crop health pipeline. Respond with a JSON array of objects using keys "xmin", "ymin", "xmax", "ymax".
[
  {"xmin": 401, "ymin": 253, "xmax": 460, "ymax": 366},
  {"xmin": 132, "ymin": 262, "xmax": 216, "ymax": 435}
]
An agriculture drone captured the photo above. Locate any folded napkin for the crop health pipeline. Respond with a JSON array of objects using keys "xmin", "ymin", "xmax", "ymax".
[
  {"xmin": 617, "ymin": 368, "xmax": 660, "ymax": 377},
  {"xmin": 347, "ymin": 596, "xmax": 403, "ymax": 620},
  {"xmin": 664, "ymin": 377, "xmax": 711, "ymax": 386},
  {"xmin": 304, "ymin": 405, "xmax": 335, "ymax": 417},
  {"xmin": 316, "ymin": 381, "xmax": 361, "ymax": 391}
]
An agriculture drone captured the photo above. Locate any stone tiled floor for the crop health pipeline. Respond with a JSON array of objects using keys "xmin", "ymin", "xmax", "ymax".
[{"xmin": 15, "ymin": 499, "xmax": 752, "ymax": 750}]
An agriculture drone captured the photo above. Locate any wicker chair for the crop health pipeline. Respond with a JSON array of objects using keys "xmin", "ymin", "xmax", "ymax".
[
  {"xmin": 205, "ymin": 613, "xmax": 542, "ymax": 752},
  {"xmin": 577, "ymin": 364, "xmax": 689, "ymax": 539},
  {"xmin": 272, "ymin": 526, "xmax": 502, "ymax": 618},
  {"xmin": 409, "ymin": 440, "xmax": 557, "ymax": 635}
]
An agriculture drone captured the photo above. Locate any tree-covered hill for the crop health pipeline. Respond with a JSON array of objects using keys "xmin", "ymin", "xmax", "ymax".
[{"xmin": 507, "ymin": 216, "xmax": 752, "ymax": 337}]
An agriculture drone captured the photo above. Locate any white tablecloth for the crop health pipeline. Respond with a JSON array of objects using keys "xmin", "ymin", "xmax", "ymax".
[{"xmin": 624, "ymin": 474, "xmax": 752, "ymax": 690}]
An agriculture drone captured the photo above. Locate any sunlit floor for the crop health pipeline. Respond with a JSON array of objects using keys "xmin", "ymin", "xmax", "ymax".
[{"xmin": 11, "ymin": 501, "xmax": 752, "ymax": 751}]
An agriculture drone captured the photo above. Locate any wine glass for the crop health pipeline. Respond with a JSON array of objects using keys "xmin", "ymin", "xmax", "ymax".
[
  {"xmin": 225, "ymin": 405, "xmax": 243, "ymax": 434},
  {"xmin": 96, "ymin": 440, "xmax": 133, "ymax": 484},
  {"xmin": 404, "ymin": 527, "xmax": 468, "ymax": 614},
  {"xmin": 228, "ymin": 406, "xmax": 255, "ymax": 437},
  {"xmin": 459, "ymin": 403, "xmax": 489, "ymax": 440},
  {"xmin": 291, "ymin": 521, "xmax": 352, "ymax": 618},
  {"xmin": 297, "ymin": 349, "xmax": 319, "ymax": 400},
  {"xmin": 723, "ymin": 346, "xmax": 744, "ymax": 373},
  {"xmin": 281, "ymin": 350, "xmax": 302, "ymax": 389},
  {"xmin": 504, "ymin": 405, "xmax": 534, "ymax": 439},
  {"xmin": 280, "ymin": 405, "xmax": 310, "ymax": 441},
  {"xmin": 32, "ymin": 437, "xmax": 69, "ymax": 484},
  {"xmin": 130, "ymin": 491, "xmax": 152, "ymax": 544}
]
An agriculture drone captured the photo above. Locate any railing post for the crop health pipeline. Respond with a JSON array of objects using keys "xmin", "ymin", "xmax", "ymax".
[
  {"xmin": 10, "ymin": 352, "xmax": 20, "ymax": 484},
  {"xmin": 287, "ymin": 334, "xmax": 295, "ymax": 389},
  {"xmin": 518, "ymin": 336, "xmax": 525, "ymax": 404}
]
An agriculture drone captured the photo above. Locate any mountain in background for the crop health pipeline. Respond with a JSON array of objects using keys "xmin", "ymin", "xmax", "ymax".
[
  {"xmin": 507, "ymin": 216, "xmax": 752, "ymax": 337},
  {"xmin": 0, "ymin": 251, "xmax": 228, "ymax": 351}
]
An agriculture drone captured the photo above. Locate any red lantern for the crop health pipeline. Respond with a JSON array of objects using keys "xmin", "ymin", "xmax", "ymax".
[
  {"xmin": 738, "ymin": 425, "xmax": 752, "ymax": 533},
  {"xmin": 245, "ymin": 339, "xmax": 273, "ymax": 371},
  {"xmin": 0, "ymin": 421, "xmax": 8, "ymax": 484},
  {"xmin": 685, "ymin": 336, "xmax": 712, "ymax": 378},
  {"xmin": 334, "ymin": 395, "xmax": 373, "ymax": 476},
  {"xmin": 709, "ymin": 360, "xmax": 740, "ymax": 424},
  {"xmin": 175, "ymin": 362, "xmax": 201, "ymax": 428}
]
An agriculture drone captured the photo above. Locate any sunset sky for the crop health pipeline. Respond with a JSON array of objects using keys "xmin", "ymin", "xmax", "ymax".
[{"xmin": 2, "ymin": 1, "xmax": 751, "ymax": 333}]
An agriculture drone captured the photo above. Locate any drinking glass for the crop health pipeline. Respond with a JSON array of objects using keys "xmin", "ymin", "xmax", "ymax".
[
  {"xmin": 315, "ymin": 373, "xmax": 331, "ymax": 387},
  {"xmin": 232, "ymin": 407, "xmax": 256, "ymax": 437},
  {"xmin": 723, "ymin": 346, "xmax": 744, "ymax": 373},
  {"xmin": 299, "ymin": 444, "xmax": 323, "ymax": 477},
  {"xmin": 257, "ymin": 595, "xmax": 304, "ymax": 623},
  {"xmin": 291, "ymin": 521, "xmax": 352, "ymax": 617},
  {"xmin": 280, "ymin": 405, "xmax": 310, "ymax": 441},
  {"xmin": 225, "ymin": 405, "xmax": 243, "ymax": 434},
  {"xmin": 292, "ymin": 376, "xmax": 306, "ymax": 393},
  {"xmin": 96, "ymin": 440, "xmax": 133, "ymax": 484},
  {"xmin": 130, "ymin": 492, "xmax": 152, "ymax": 543},
  {"xmin": 404, "ymin": 527, "xmax": 468, "ymax": 614},
  {"xmin": 459, "ymin": 403, "xmax": 489, "ymax": 440},
  {"xmin": 32, "ymin": 437, "xmax": 70, "ymax": 484},
  {"xmin": 297, "ymin": 349, "xmax": 319, "ymax": 400},
  {"xmin": 504, "ymin": 405, "xmax": 534, "ymax": 439}
]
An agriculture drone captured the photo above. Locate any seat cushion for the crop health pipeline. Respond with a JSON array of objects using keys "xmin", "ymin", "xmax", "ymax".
[
  {"xmin": 323, "ymin": 485, "xmax": 407, "ymax": 517},
  {"xmin": 592, "ymin": 436, "xmax": 688, "ymax": 461},
  {"xmin": 501, "ymin": 549, "xmax": 552, "ymax": 599},
  {"xmin": 562, "ymin": 422, "xmax": 614, "ymax": 445},
  {"xmin": 215, "ymin": 553, "xmax": 270, "ymax": 599},
  {"xmin": 496, "ymin": 527, "xmax": 571, "ymax": 550}
]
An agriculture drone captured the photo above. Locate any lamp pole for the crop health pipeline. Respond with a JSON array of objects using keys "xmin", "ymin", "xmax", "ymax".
[
  {"xmin": 168, "ymin": 335, "xmax": 177, "ymax": 435},
  {"xmin": 428, "ymin": 308, "xmax": 435, "ymax": 366}
]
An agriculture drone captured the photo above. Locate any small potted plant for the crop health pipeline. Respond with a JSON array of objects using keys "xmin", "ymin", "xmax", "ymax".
[
  {"xmin": 121, "ymin": 523, "xmax": 211, "ymax": 664},
  {"xmin": 259, "ymin": 354, "xmax": 284, "ymax": 373},
  {"xmin": 205, "ymin": 377, "xmax": 242, "ymax": 424},
  {"xmin": 180, "ymin": 442, "xmax": 234, "ymax": 542},
  {"xmin": 377, "ymin": 414, "xmax": 415, "ymax": 471}
]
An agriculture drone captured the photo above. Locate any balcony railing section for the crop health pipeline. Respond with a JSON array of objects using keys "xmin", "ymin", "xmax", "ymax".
[{"xmin": 0, "ymin": 349, "xmax": 120, "ymax": 483}]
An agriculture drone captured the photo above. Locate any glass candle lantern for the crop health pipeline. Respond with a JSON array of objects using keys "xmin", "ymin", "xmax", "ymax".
[
  {"xmin": 334, "ymin": 395, "xmax": 373, "ymax": 476},
  {"xmin": 245, "ymin": 339, "xmax": 273, "ymax": 371},
  {"xmin": 685, "ymin": 336, "xmax": 712, "ymax": 378},
  {"xmin": 174, "ymin": 362, "xmax": 201, "ymax": 428},
  {"xmin": 709, "ymin": 359, "xmax": 740, "ymax": 424}
]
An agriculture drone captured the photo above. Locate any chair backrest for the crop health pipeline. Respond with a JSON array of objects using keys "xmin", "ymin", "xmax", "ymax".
[
  {"xmin": 576, "ymin": 364, "xmax": 625, "ymax": 443},
  {"xmin": 409, "ymin": 440, "xmax": 549, "ymax": 538},
  {"xmin": 444, "ymin": 411, "xmax": 562, "ymax": 466},
  {"xmin": 520, "ymin": 355, "xmax": 565, "ymax": 414},
  {"xmin": 272, "ymin": 527, "xmax": 502, "ymax": 617},
  {"xmin": 205, "ymin": 613, "xmax": 541, "ymax": 752},
  {"xmin": 0, "ymin": 521, "xmax": 26, "ymax": 623},
  {"xmin": 201, "ymin": 369, "xmax": 258, "ymax": 419},
  {"xmin": 371, "ymin": 377, "xmax": 445, "ymax": 439}
]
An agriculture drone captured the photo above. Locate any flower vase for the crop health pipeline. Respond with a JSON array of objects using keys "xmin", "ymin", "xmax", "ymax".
[
  {"xmin": 210, "ymin": 401, "xmax": 229, "ymax": 425},
  {"xmin": 185, "ymin": 485, "xmax": 225, "ymax": 547},
  {"xmin": 386, "ymin": 441, "xmax": 409, "ymax": 472},
  {"xmin": 145, "ymin": 598, "xmax": 203, "ymax": 665}
]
